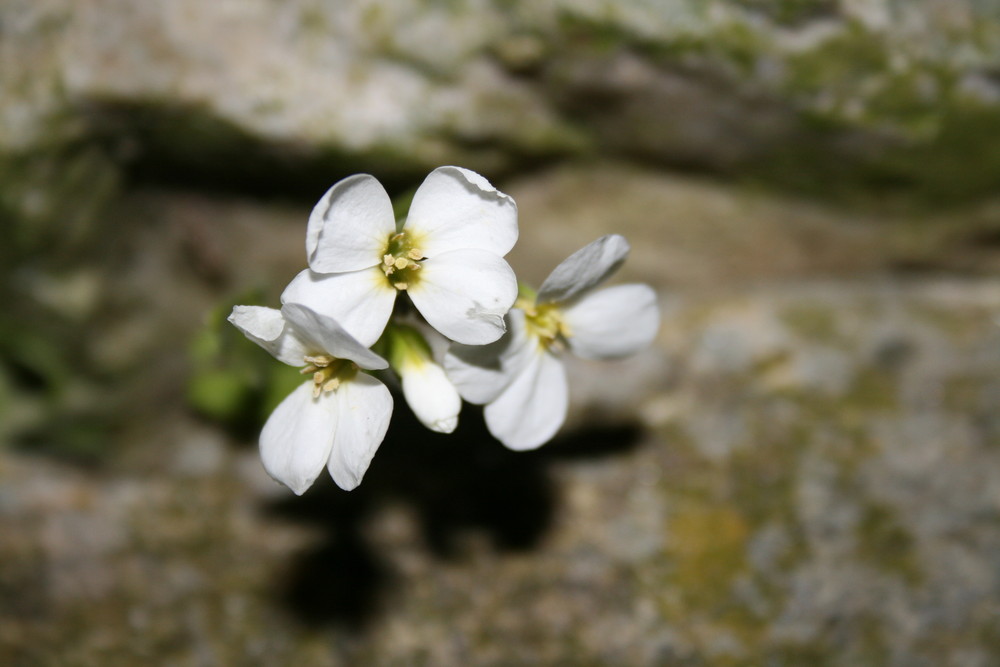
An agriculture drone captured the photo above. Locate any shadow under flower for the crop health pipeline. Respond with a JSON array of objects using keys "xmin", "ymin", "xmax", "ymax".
[{"xmin": 263, "ymin": 399, "xmax": 644, "ymax": 631}]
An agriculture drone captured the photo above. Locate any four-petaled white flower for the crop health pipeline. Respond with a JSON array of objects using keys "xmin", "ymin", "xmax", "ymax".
[
  {"xmin": 444, "ymin": 235, "xmax": 660, "ymax": 450},
  {"xmin": 281, "ymin": 166, "xmax": 519, "ymax": 347},
  {"xmin": 229, "ymin": 303, "xmax": 393, "ymax": 494}
]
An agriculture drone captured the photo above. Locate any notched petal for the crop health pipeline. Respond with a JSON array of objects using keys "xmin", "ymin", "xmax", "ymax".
[
  {"xmin": 307, "ymin": 174, "xmax": 396, "ymax": 273},
  {"xmin": 228, "ymin": 305, "xmax": 310, "ymax": 366},
  {"xmin": 281, "ymin": 268, "xmax": 395, "ymax": 348},
  {"xmin": 407, "ymin": 249, "xmax": 518, "ymax": 345},
  {"xmin": 405, "ymin": 166, "xmax": 518, "ymax": 258},
  {"xmin": 259, "ymin": 382, "xmax": 338, "ymax": 495},
  {"xmin": 281, "ymin": 303, "xmax": 388, "ymax": 371},
  {"xmin": 484, "ymin": 350, "xmax": 568, "ymax": 451},
  {"xmin": 444, "ymin": 310, "xmax": 534, "ymax": 405},
  {"xmin": 564, "ymin": 284, "xmax": 660, "ymax": 360},
  {"xmin": 537, "ymin": 234, "xmax": 631, "ymax": 305},
  {"xmin": 327, "ymin": 374, "xmax": 393, "ymax": 491}
]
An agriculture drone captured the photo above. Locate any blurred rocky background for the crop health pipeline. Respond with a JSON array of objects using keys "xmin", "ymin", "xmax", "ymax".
[{"xmin": 3, "ymin": 0, "xmax": 1000, "ymax": 664}]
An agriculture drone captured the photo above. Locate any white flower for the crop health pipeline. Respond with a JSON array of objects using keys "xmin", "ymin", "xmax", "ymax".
[
  {"xmin": 228, "ymin": 302, "xmax": 393, "ymax": 494},
  {"xmin": 280, "ymin": 166, "xmax": 519, "ymax": 347},
  {"xmin": 444, "ymin": 235, "xmax": 660, "ymax": 450},
  {"xmin": 385, "ymin": 325, "xmax": 462, "ymax": 434}
]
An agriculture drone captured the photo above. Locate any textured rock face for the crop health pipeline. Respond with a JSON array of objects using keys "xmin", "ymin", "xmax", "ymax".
[
  {"xmin": 4, "ymin": 169, "xmax": 1000, "ymax": 664},
  {"xmin": 4, "ymin": 1, "xmax": 1000, "ymax": 664},
  {"xmin": 5, "ymin": 0, "xmax": 1000, "ymax": 198},
  {"xmin": 4, "ymin": 268, "xmax": 1000, "ymax": 665}
]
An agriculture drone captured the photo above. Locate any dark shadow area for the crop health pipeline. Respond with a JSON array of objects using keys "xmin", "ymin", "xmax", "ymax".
[
  {"xmin": 269, "ymin": 482, "xmax": 388, "ymax": 631},
  {"xmin": 79, "ymin": 98, "xmax": 570, "ymax": 206},
  {"xmin": 265, "ymin": 399, "xmax": 643, "ymax": 631},
  {"xmin": 72, "ymin": 93, "xmax": 1000, "ymax": 216},
  {"xmin": 81, "ymin": 98, "xmax": 429, "ymax": 202}
]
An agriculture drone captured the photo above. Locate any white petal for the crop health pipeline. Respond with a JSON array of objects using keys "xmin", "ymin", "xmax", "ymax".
[
  {"xmin": 537, "ymin": 234, "xmax": 631, "ymax": 305},
  {"xmin": 281, "ymin": 268, "xmax": 396, "ymax": 347},
  {"xmin": 484, "ymin": 349, "xmax": 568, "ymax": 451},
  {"xmin": 280, "ymin": 303, "xmax": 388, "ymax": 371},
  {"xmin": 259, "ymin": 382, "xmax": 338, "ymax": 495},
  {"xmin": 405, "ymin": 166, "xmax": 518, "ymax": 258},
  {"xmin": 306, "ymin": 174, "xmax": 395, "ymax": 273},
  {"xmin": 327, "ymin": 373, "xmax": 393, "ymax": 491},
  {"xmin": 228, "ymin": 305, "xmax": 310, "ymax": 366},
  {"xmin": 563, "ymin": 284, "xmax": 660, "ymax": 360},
  {"xmin": 444, "ymin": 309, "xmax": 537, "ymax": 404},
  {"xmin": 400, "ymin": 360, "xmax": 461, "ymax": 433},
  {"xmin": 407, "ymin": 249, "xmax": 517, "ymax": 345}
]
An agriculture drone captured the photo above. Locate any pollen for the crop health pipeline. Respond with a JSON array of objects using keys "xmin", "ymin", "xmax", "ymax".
[
  {"xmin": 518, "ymin": 297, "xmax": 571, "ymax": 351},
  {"xmin": 380, "ymin": 230, "xmax": 425, "ymax": 290},
  {"xmin": 304, "ymin": 354, "xmax": 334, "ymax": 366},
  {"xmin": 301, "ymin": 355, "xmax": 357, "ymax": 397}
]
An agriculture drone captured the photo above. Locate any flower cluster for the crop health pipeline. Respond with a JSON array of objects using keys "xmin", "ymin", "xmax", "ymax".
[{"xmin": 230, "ymin": 166, "xmax": 660, "ymax": 494}]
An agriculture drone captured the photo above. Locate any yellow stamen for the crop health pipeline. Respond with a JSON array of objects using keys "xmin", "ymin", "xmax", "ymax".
[
  {"xmin": 304, "ymin": 357, "xmax": 359, "ymax": 397},
  {"xmin": 304, "ymin": 354, "xmax": 334, "ymax": 367},
  {"xmin": 379, "ymin": 230, "xmax": 426, "ymax": 291},
  {"xmin": 519, "ymin": 297, "xmax": 571, "ymax": 351}
]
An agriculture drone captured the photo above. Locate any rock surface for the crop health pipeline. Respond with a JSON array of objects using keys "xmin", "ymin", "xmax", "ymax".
[
  {"xmin": 5, "ymin": 0, "xmax": 1000, "ymax": 202},
  {"xmin": 4, "ymin": 274, "xmax": 1000, "ymax": 664},
  {"xmin": 4, "ymin": 168, "xmax": 1000, "ymax": 664}
]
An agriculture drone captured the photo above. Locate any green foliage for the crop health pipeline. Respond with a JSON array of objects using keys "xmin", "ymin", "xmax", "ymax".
[
  {"xmin": 0, "ymin": 140, "xmax": 123, "ymax": 462},
  {"xmin": 186, "ymin": 370, "xmax": 254, "ymax": 424},
  {"xmin": 185, "ymin": 296, "xmax": 303, "ymax": 438}
]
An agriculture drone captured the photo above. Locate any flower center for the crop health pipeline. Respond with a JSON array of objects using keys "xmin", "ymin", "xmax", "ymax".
[
  {"xmin": 300, "ymin": 355, "xmax": 358, "ymax": 398},
  {"xmin": 517, "ymin": 297, "xmax": 571, "ymax": 351},
  {"xmin": 380, "ymin": 231, "xmax": 425, "ymax": 291}
]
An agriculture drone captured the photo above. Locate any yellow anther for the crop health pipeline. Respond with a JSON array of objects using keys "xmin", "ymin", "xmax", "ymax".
[
  {"xmin": 380, "ymin": 230, "xmax": 426, "ymax": 290},
  {"xmin": 304, "ymin": 356, "xmax": 358, "ymax": 398},
  {"xmin": 304, "ymin": 354, "xmax": 334, "ymax": 367},
  {"xmin": 521, "ymin": 299, "xmax": 571, "ymax": 351},
  {"xmin": 514, "ymin": 297, "xmax": 537, "ymax": 317}
]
